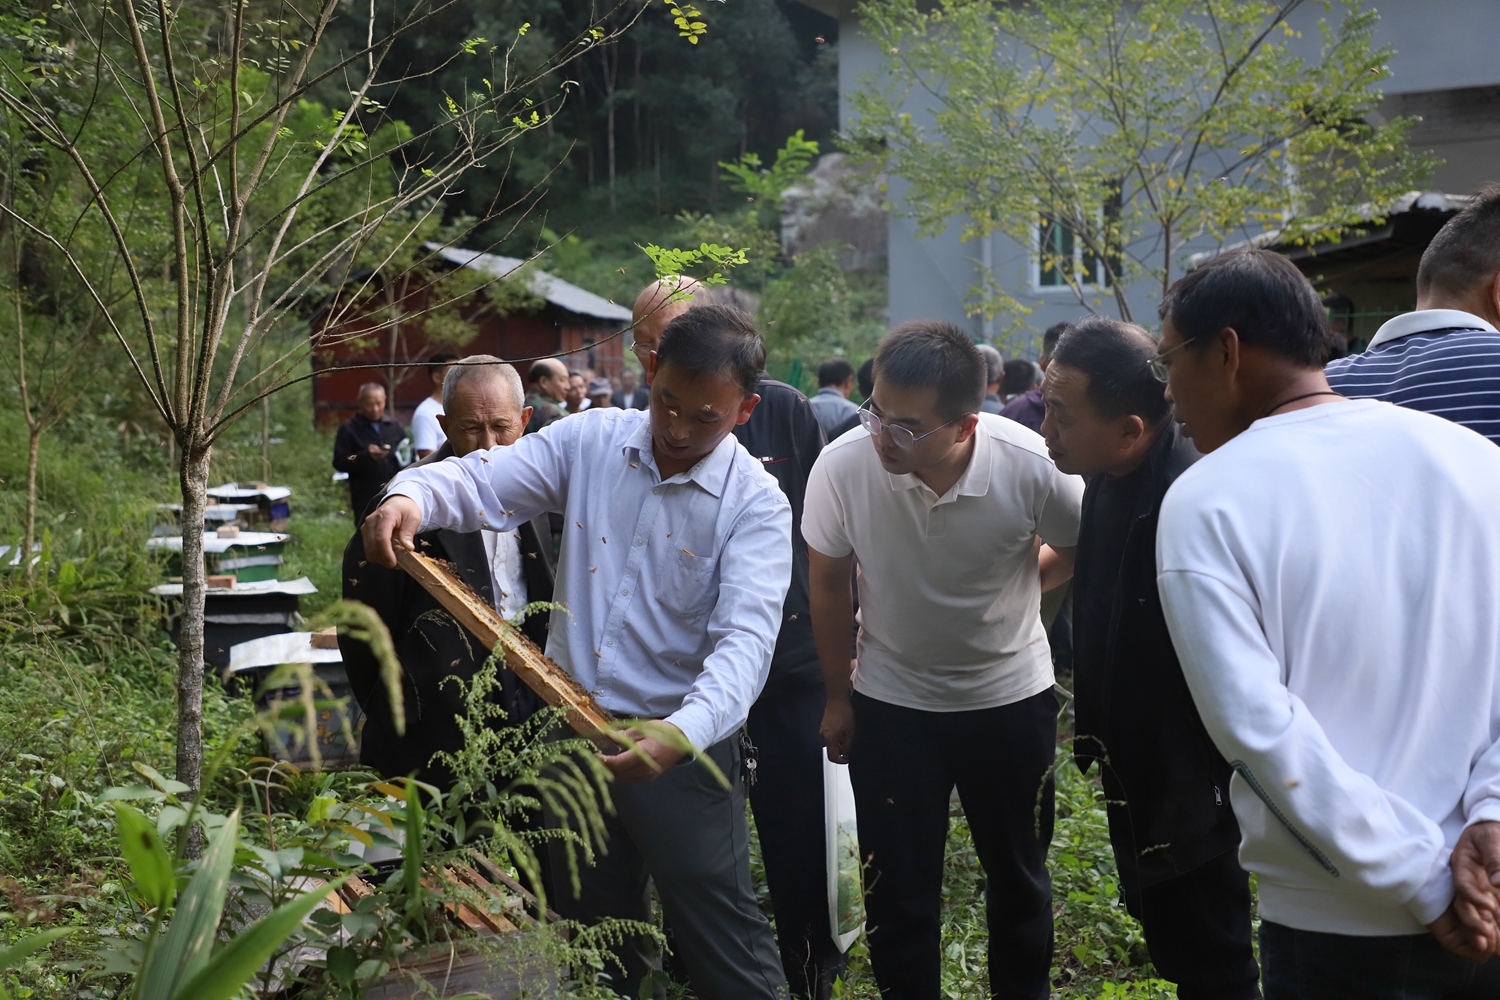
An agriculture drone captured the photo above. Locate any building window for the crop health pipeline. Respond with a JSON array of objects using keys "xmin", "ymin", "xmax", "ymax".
[{"xmin": 1034, "ymin": 208, "xmax": 1119, "ymax": 290}]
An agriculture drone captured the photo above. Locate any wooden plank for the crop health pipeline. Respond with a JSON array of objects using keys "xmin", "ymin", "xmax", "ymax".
[
  {"xmin": 395, "ymin": 546, "xmax": 620, "ymax": 748},
  {"xmin": 444, "ymin": 865, "xmax": 520, "ymax": 933}
]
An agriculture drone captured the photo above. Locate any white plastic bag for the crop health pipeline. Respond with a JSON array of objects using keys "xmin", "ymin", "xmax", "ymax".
[{"xmin": 824, "ymin": 757, "xmax": 865, "ymax": 952}]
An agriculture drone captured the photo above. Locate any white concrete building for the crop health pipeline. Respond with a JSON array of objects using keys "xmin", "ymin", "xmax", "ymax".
[{"xmin": 797, "ymin": 0, "xmax": 1500, "ymax": 352}]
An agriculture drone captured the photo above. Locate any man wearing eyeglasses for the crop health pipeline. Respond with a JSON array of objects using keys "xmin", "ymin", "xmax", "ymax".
[{"xmin": 803, "ymin": 320, "xmax": 1084, "ymax": 1000}]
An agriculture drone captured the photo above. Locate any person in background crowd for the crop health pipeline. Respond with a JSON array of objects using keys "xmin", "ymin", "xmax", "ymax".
[
  {"xmin": 633, "ymin": 276, "xmax": 842, "ymax": 998},
  {"xmin": 1326, "ymin": 184, "xmax": 1500, "ymax": 446},
  {"xmin": 978, "ymin": 344, "xmax": 1005, "ymax": 414},
  {"xmin": 615, "ymin": 366, "xmax": 650, "ymax": 409},
  {"xmin": 1001, "ymin": 322, "xmax": 1071, "ymax": 433},
  {"xmin": 1153, "ymin": 248, "xmax": 1500, "ymax": 996},
  {"xmin": 361, "ymin": 305, "xmax": 793, "ymax": 1000},
  {"xmin": 333, "ymin": 381, "xmax": 406, "ymax": 524},
  {"xmin": 1321, "ymin": 293, "xmax": 1356, "ymax": 358},
  {"xmin": 806, "ymin": 321, "xmax": 1083, "ymax": 1000},
  {"xmin": 828, "ymin": 359, "xmax": 874, "ymax": 441},
  {"xmin": 564, "ymin": 370, "xmax": 591, "ymax": 414},
  {"xmin": 1041, "ymin": 318, "xmax": 1258, "ymax": 999},
  {"xmin": 587, "ymin": 377, "xmax": 615, "ymax": 411},
  {"xmin": 412, "ymin": 353, "xmax": 455, "ymax": 459},
  {"xmin": 999, "ymin": 359, "xmax": 1043, "ymax": 429},
  {"xmin": 809, "ymin": 358, "xmax": 859, "ymax": 435},
  {"xmin": 523, "ymin": 358, "xmax": 568, "ymax": 434},
  {"xmin": 340, "ymin": 356, "xmax": 552, "ymax": 789}
]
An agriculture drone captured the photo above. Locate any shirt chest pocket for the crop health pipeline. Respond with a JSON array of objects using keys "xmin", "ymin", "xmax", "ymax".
[{"xmin": 657, "ymin": 545, "xmax": 717, "ymax": 622}]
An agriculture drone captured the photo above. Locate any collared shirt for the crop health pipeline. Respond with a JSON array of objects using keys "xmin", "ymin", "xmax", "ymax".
[
  {"xmin": 386, "ymin": 407, "xmax": 793, "ymax": 750},
  {"xmin": 480, "ymin": 528, "xmax": 528, "ymax": 621},
  {"xmin": 802, "ymin": 412, "xmax": 1084, "ymax": 712},
  {"xmin": 1326, "ymin": 308, "xmax": 1500, "ymax": 445},
  {"xmin": 980, "ymin": 393, "xmax": 1004, "ymax": 415},
  {"xmin": 808, "ymin": 386, "xmax": 859, "ymax": 436}
]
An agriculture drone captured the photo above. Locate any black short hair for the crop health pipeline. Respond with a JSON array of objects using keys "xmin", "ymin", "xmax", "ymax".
[
  {"xmin": 856, "ymin": 358, "xmax": 875, "ymax": 398},
  {"xmin": 655, "ymin": 303, "xmax": 766, "ymax": 397},
  {"xmin": 818, "ymin": 358, "xmax": 856, "ymax": 388},
  {"xmin": 1050, "ymin": 317, "xmax": 1170, "ymax": 425},
  {"xmin": 1321, "ymin": 293, "xmax": 1354, "ymax": 320},
  {"xmin": 426, "ymin": 353, "xmax": 457, "ymax": 374},
  {"xmin": 1160, "ymin": 249, "xmax": 1333, "ymax": 368},
  {"xmin": 874, "ymin": 321, "xmax": 985, "ymax": 421},
  {"xmin": 1001, "ymin": 358, "xmax": 1040, "ymax": 396},
  {"xmin": 1042, "ymin": 322, "xmax": 1071, "ymax": 359},
  {"xmin": 1417, "ymin": 185, "xmax": 1500, "ymax": 299}
]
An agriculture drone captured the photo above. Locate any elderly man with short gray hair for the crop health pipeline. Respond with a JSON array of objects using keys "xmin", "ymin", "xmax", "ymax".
[{"xmin": 339, "ymin": 355, "xmax": 554, "ymax": 790}]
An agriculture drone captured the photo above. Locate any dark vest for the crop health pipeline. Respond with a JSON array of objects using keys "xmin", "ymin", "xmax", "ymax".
[{"xmin": 339, "ymin": 443, "xmax": 555, "ymax": 789}]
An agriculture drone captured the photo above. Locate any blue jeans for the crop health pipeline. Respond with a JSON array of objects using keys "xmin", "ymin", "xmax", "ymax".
[{"xmin": 1261, "ymin": 921, "xmax": 1500, "ymax": 999}]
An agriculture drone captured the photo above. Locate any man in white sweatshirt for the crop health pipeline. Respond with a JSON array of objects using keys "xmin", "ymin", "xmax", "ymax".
[{"xmin": 1151, "ymin": 248, "xmax": 1500, "ymax": 996}]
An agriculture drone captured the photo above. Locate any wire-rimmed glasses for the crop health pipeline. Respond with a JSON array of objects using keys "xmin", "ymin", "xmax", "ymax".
[
  {"xmin": 858, "ymin": 404, "xmax": 959, "ymax": 449},
  {"xmin": 1148, "ymin": 337, "xmax": 1197, "ymax": 382}
]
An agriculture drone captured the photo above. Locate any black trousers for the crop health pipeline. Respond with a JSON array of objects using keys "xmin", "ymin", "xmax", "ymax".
[
  {"xmin": 849, "ymin": 689, "xmax": 1058, "ymax": 1000},
  {"xmin": 748, "ymin": 681, "xmax": 848, "ymax": 1000},
  {"xmin": 545, "ymin": 737, "xmax": 786, "ymax": 1000},
  {"xmin": 1121, "ymin": 850, "xmax": 1261, "ymax": 999},
  {"xmin": 1261, "ymin": 921, "xmax": 1500, "ymax": 999}
]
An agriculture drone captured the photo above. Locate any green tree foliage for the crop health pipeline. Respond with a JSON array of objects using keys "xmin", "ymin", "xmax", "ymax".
[
  {"xmin": 0, "ymin": 0, "xmax": 652, "ymax": 814},
  {"xmin": 333, "ymin": 0, "xmax": 838, "ymax": 241},
  {"xmin": 707, "ymin": 134, "xmax": 886, "ymax": 370},
  {"xmin": 848, "ymin": 0, "xmax": 1436, "ymax": 323}
]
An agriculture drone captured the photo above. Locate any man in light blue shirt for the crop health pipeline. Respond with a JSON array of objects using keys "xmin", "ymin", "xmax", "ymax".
[
  {"xmin": 808, "ymin": 357, "xmax": 859, "ymax": 435},
  {"xmin": 362, "ymin": 304, "xmax": 793, "ymax": 1000}
]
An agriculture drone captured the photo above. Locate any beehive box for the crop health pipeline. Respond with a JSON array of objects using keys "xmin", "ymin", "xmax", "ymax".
[{"xmin": 147, "ymin": 530, "xmax": 289, "ymax": 583}]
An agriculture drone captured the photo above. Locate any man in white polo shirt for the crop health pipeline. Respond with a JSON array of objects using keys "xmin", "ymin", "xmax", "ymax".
[{"xmin": 804, "ymin": 320, "xmax": 1083, "ymax": 1000}]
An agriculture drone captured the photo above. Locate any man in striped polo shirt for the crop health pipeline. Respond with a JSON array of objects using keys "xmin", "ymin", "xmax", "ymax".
[{"xmin": 1325, "ymin": 185, "xmax": 1500, "ymax": 446}]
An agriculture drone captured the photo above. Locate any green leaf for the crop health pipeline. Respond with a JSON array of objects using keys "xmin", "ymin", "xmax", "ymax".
[
  {"xmin": 0, "ymin": 928, "xmax": 73, "ymax": 1000},
  {"xmin": 169, "ymin": 876, "xmax": 347, "ymax": 1000},
  {"xmin": 113, "ymin": 803, "xmax": 175, "ymax": 909},
  {"xmin": 133, "ymin": 762, "xmax": 190, "ymax": 796},
  {"xmin": 135, "ymin": 810, "xmax": 239, "ymax": 1000}
]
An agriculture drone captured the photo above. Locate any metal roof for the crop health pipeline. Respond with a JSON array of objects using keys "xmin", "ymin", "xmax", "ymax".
[
  {"xmin": 1185, "ymin": 191, "xmax": 1473, "ymax": 270},
  {"xmin": 425, "ymin": 243, "xmax": 632, "ymax": 322}
]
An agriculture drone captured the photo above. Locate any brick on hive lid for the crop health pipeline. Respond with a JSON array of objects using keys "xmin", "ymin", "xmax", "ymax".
[{"xmin": 310, "ymin": 626, "xmax": 339, "ymax": 650}]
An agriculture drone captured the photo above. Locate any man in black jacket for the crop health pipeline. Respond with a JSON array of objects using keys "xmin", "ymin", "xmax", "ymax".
[
  {"xmin": 1039, "ymin": 317, "xmax": 1259, "ymax": 999},
  {"xmin": 340, "ymin": 356, "xmax": 554, "ymax": 791},
  {"xmin": 631, "ymin": 278, "xmax": 840, "ymax": 998},
  {"xmin": 334, "ymin": 382, "xmax": 407, "ymax": 524}
]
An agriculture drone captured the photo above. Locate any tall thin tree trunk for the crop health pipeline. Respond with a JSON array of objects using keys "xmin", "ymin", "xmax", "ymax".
[
  {"xmin": 260, "ymin": 395, "xmax": 271, "ymax": 482},
  {"xmin": 23, "ymin": 424, "xmax": 39, "ymax": 587},
  {"xmin": 633, "ymin": 40, "xmax": 642, "ymax": 171},
  {"xmin": 175, "ymin": 442, "xmax": 212, "ymax": 850},
  {"xmin": 605, "ymin": 45, "xmax": 617, "ymax": 214}
]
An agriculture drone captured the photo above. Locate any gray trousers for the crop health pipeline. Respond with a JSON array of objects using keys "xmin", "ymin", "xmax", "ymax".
[{"xmin": 547, "ymin": 736, "xmax": 788, "ymax": 1000}]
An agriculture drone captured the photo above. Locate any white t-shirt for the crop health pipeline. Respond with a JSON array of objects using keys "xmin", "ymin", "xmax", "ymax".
[
  {"xmin": 412, "ymin": 395, "xmax": 446, "ymax": 454},
  {"xmin": 803, "ymin": 412, "xmax": 1084, "ymax": 711},
  {"xmin": 1157, "ymin": 399, "xmax": 1500, "ymax": 935}
]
